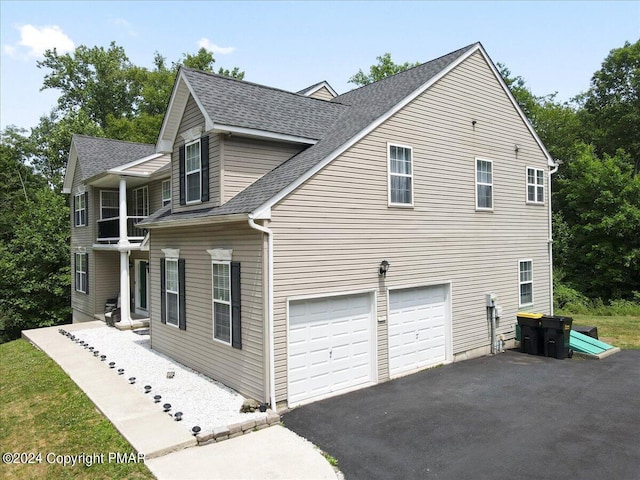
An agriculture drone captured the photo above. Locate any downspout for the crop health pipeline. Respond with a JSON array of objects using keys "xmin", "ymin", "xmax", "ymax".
[
  {"xmin": 248, "ymin": 215, "xmax": 276, "ymax": 411},
  {"xmin": 548, "ymin": 162, "xmax": 559, "ymax": 315}
]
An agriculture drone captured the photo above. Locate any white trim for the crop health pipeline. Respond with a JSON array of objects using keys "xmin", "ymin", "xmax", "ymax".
[
  {"xmin": 161, "ymin": 248, "xmax": 180, "ymax": 259},
  {"xmin": 164, "ymin": 258, "xmax": 180, "ymax": 328},
  {"xmin": 251, "ymin": 45, "xmax": 481, "ymax": 219},
  {"xmin": 162, "ymin": 179, "xmax": 171, "ymax": 206},
  {"xmin": 213, "ymin": 124, "xmax": 318, "ymax": 145},
  {"xmin": 63, "ymin": 142, "xmax": 78, "ymax": 194},
  {"xmin": 184, "ymin": 139, "xmax": 202, "ymax": 205},
  {"xmin": 74, "ymin": 192, "xmax": 87, "ymax": 227},
  {"xmin": 143, "ymin": 213, "xmax": 248, "ymax": 229},
  {"xmin": 134, "ymin": 259, "xmax": 149, "ymax": 315},
  {"xmin": 207, "ymin": 248, "xmax": 233, "ymax": 261},
  {"xmin": 387, "ymin": 142, "xmax": 414, "ymax": 207},
  {"xmin": 475, "ymin": 157, "xmax": 494, "ymax": 211},
  {"xmin": 132, "ymin": 185, "xmax": 149, "ymax": 217},
  {"xmin": 108, "ymin": 153, "xmax": 165, "ymax": 173},
  {"xmin": 477, "ymin": 46, "xmax": 555, "ymax": 166},
  {"xmin": 211, "ymin": 260, "xmax": 232, "ymax": 345},
  {"xmin": 139, "ymin": 233, "xmax": 150, "ymax": 251},
  {"xmin": 526, "ymin": 166, "xmax": 545, "ymax": 205},
  {"xmin": 74, "ymin": 252, "xmax": 88, "ymax": 294},
  {"xmin": 518, "ymin": 259, "xmax": 534, "ymax": 307},
  {"xmin": 301, "ymin": 81, "xmax": 338, "ymax": 98}
]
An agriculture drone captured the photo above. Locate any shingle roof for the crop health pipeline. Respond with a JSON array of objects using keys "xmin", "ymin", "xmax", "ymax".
[
  {"xmin": 182, "ymin": 68, "xmax": 347, "ymax": 140},
  {"xmin": 73, "ymin": 135, "xmax": 156, "ymax": 181},
  {"xmin": 142, "ymin": 43, "xmax": 478, "ymax": 226}
]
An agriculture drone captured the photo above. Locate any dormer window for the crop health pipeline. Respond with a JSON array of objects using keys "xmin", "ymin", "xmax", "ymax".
[
  {"xmin": 185, "ymin": 140, "xmax": 201, "ymax": 204},
  {"xmin": 179, "ymin": 135, "xmax": 209, "ymax": 205}
]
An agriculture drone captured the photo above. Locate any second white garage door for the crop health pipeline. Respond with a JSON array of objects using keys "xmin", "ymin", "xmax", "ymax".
[
  {"xmin": 288, "ymin": 293, "xmax": 375, "ymax": 406},
  {"xmin": 389, "ymin": 285, "xmax": 449, "ymax": 377}
]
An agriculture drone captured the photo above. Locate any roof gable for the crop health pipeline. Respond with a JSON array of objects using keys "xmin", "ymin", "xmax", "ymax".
[
  {"xmin": 143, "ymin": 42, "xmax": 553, "ymax": 227},
  {"xmin": 297, "ymin": 81, "xmax": 338, "ymax": 99},
  {"xmin": 63, "ymin": 135, "xmax": 156, "ymax": 193},
  {"xmin": 157, "ymin": 68, "xmax": 348, "ymax": 152}
]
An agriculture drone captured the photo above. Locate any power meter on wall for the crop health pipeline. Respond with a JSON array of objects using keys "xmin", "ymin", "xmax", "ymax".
[{"xmin": 485, "ymin": 293, "xmax": 497, "ymax": 307}]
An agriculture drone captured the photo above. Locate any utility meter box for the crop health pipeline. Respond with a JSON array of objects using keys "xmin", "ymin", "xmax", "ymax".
[{"xmin": 485, "ymin": 293, "xmax": 497, "ymax": 307}]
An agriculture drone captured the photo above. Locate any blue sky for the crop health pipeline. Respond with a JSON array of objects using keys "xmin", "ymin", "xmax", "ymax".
[{"xmin": 1, "ymin": 0, "xmax": 638, "ymax": 131}]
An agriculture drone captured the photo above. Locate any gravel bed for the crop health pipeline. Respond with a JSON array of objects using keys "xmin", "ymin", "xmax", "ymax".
[{"xmin": 70, "ymin": 326, "xmax": 267, "ymax": 433}]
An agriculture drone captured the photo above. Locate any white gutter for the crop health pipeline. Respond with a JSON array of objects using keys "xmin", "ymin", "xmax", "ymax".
[
  {"xmin": 248, "ymin": 215, "xmax": 276, "ymax": 410},
  {"xmin": 548, "ymin": 162, "xmax": 560, "ymax": 315}
]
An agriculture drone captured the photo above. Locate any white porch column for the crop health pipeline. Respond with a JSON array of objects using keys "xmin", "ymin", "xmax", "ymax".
[{"xmin": 117, "ymin": 177, "xmax": 131, "ymax": 326}]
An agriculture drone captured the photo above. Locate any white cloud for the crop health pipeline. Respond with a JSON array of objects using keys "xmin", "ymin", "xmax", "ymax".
[
  {"xmin": 197, "ymin": 38, "xmax": 235, "ymax": 55},
  {"xmin": 3, "ymin": 24, "xmax": 75, "ymax": 58}
]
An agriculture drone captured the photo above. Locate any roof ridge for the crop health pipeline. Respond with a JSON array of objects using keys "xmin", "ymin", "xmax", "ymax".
[
  {"xmin": 180, "ymin": 66, "xmax": 340, "ymax": 104},
  {"xmin": 73, "ymin": 134, "xmax": 154, "ymax": 148},
  {"xmin": 336, "ymin": 42, "xmax": 480, "ymax": 99}
]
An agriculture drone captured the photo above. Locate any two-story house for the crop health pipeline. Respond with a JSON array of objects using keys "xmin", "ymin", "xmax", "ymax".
[
  {"xmin": 69, "ymin": 42, "xmax": 556, "ymax": 411},
  {"xmin": 63, "ymin": 135, "xmax": 171, "ymax": 326}
]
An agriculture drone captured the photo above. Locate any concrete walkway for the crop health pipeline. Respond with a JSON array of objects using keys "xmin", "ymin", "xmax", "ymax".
[{"xmin": 22, "ymin": 323, "xmax": 339, "ymax": 480}]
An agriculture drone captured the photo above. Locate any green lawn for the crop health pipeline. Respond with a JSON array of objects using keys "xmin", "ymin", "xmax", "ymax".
[
  {"xmin": 0, "ymin": 339, "xmax": 155, "ymax": 480},
  {"xmin": 559, "ymin": 313, "xmax": 640, "ymax": 350}
]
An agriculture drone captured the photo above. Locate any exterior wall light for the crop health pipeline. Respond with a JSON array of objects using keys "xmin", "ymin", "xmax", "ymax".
[{"xmin": 379, "ymin": 260, "xmax": 390, "ymax": 277}]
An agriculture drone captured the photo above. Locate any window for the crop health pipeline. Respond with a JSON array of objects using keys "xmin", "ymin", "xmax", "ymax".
[
  {"xmin": 100, "ymin": 191, "xmax": 119, "ymax": 219},
  {"xmin": 162, "ymin": 180, "xmax": 171, "ymax": 206},
  {"xmin": 476, "ymin": 158, "xmax": 493, "ymax": 210},
  {"xmin": 185, "ymin": 140, "xmax": 201, "ymax": 203},
  {"xmin": 388, "ymin": 144, "xmax": 413, "ymax": 206},
  {"xmin": 75, "ymin": 253, "xmax": 88, "ymax": 293},
  {"xmin": 519, "ymin": 260, "xmax": 533, "ymax": 306},
  {"xmin": 527, "ymin": 167, "xmax": 545, "ymax": 204},
  {"xmin": 133, "ymin": 186, "xmax": 149, "ymax": 217},
  {"xmin": 160, "ymin": 251, "xmax": 185, "ymax": 330},
  {"xmin": 165, "ymin": 259, "xmax": 179, "ymax": 327},
  {"xmin": 74, "ymin": 192, "xmax": 87, "ymax": 226},
  {"xmin": 212, "ymin": 262, "xmax": 232, "ymax": 344}
]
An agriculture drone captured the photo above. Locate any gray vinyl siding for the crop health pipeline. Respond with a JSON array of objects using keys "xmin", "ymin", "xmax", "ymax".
[
  {"xmin": 222, "ymin": 137, "xmax": 304, "ymax": 203},
  {"xmin": 308, "ymin": 86, "xmax": 335, "ymax": 101},
  {"xmin": 149, "ymin": 223, "xmax": 266, "ymax": 401},
  {"xmin": 70, "ymin": 163, "xmax": 94, "ymax": 321},
  {"xmin": 172, "ymin": 95, "xmax": 219, "ymax": 212},
  {"xmin": 269, "ymin": 50, "xmax": 552, "ymax": 403},
  {"xmin": 148, "ymin": 178, "xmax": 166, "ymax": 213},
  {"xmin": 94, "ymin": 250, "xmax": 120, "ymax": 315}
]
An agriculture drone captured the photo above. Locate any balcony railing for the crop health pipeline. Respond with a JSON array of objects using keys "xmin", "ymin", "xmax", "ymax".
[{"xmin": 97, "ymin": 216, "xmax": 148, "ymax": 244}]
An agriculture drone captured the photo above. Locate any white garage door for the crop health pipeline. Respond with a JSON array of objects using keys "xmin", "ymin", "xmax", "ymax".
[
  {"xmin": 288, "ymin": 293, "xmax": 374, "ymax": 405},
  {"xmin": 389, "ymin": 285, "xmax": 448, "ymax": 377}
]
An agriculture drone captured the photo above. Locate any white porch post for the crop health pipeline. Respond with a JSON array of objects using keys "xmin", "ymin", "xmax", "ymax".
[{"xmin": 118, "ymin": 177, "xmax": 132, "ymax": 326}]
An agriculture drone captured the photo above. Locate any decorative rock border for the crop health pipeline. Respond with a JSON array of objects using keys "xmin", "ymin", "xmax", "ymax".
[{"xmin": 195, "ymin": 412, "xmax": 281, "ymax": 445}]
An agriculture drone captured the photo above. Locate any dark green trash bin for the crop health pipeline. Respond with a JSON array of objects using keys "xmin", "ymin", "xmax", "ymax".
[
  {"xmin": 517, "ymin": 313, "xmax": 543, "ymax": 356},
  {"xmin": 541, "ymin": 315, "xmax": 573, "ymax": 359}
]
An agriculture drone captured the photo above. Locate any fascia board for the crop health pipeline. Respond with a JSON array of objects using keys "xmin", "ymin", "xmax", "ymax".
[
  {"xmin": 213, "ymin": 124, "xmax": 318, "ymax": 145},
  {"xmin": 62, "ymin": 142, "xmax": 78, "ymax": 194},
  {"xmin": 477, "ymin": 45, "xmax": 554, "ymax": 165},
  {"xmin": 142, "ymin": 213, "xmax": 248, "ymax": 229},
  {"xmin": 251, "ymin": 44, "xmax": 481, "ymax": 219}
]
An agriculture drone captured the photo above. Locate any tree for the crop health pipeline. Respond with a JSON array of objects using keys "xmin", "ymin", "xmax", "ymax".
[
  {"xmin": 38, "ymin": 42, "xmax": 142, "ymax": 129},
  {"xmin": 349, "ymin": 53, "xmax": 421, "ymax": 86},
  {"xmin": 179, "ymin": 47, "xmax": 245, "ymax": 79},
  {"xmin": 579, "ymin": 40, "xmax": 640, "ymax": 174},
  {"xmin": 554, "ymin": 144, "xmax": 640, "ymax": 300}
]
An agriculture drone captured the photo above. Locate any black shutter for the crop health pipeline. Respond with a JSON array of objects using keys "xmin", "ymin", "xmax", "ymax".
[
  {"xmin": 231, "ymin": 261, "xmax": 241, "ymax": 349},
  {"xmin": 178, "ymin": 258, "xmax": 186, "ymax": 331},
  {"xmin": 73, "ymin": 195, "xmax": 77, "ymax": 226},
  {"xmin": 179, "ymin": 145, "xmax": 186, "ymax": 205},
  {"xmin": 83, "ymin": 191, "xmax": 88, "ymax": 225},
  {"xmin": 160, "ymin": 259, "xmax": 166, "ymax": 324},
  {"xmin": 200, "ymin": 135, "xmax": 209, "ymax": 202},
  {"xmin": 84, "ymin": 253, "xmax": 89, "ymax": 294}
]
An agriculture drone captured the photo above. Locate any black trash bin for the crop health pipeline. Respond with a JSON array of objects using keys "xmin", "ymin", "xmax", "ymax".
[
  {"xmin": 517, "ymin": 313, "xmax": 543, "ymax": 356},
  {"xmin": 541, "ymin": 315, "xmax": 573, "ymax": 359}
]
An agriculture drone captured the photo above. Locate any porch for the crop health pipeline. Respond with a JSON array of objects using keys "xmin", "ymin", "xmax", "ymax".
[
  {"xmin": 94, "ymin": 312, "xmax": 149, "ymax": 331},
  {"xmin": 97, "ymin": 216, "xmax": 148, "ymax": 244}
]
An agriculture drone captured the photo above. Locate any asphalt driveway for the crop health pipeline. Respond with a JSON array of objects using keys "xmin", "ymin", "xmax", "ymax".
[{"xmin": 283, "ymin": 350, "xmax": 640, "ymax": 480}]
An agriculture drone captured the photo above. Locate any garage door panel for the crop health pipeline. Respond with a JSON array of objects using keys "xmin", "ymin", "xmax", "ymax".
[
  {"xmin": 289, "ymin": 293, "xmax": 374, "ymax": 405},
  {"xmin": 389, "ymin": 285, "xmax": 449, "ymax": 377}
]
